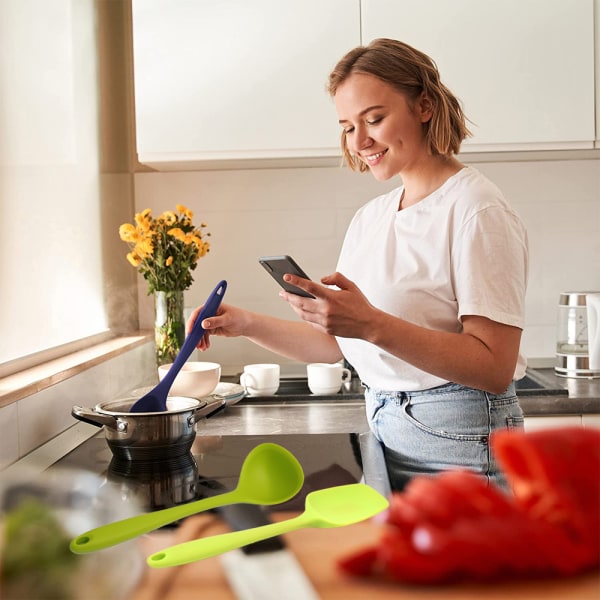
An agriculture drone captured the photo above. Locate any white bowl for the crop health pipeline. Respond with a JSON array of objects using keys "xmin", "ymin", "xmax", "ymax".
[{"xmin": 158, "ymin": 361, "xmax": 221, "ymax": 398}]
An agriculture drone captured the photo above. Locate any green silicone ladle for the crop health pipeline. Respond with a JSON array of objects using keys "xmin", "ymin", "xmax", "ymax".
[
  {"xmin": 147, "ymin": 483, "xmax": 389, "ymax": 568},
  {"xmin": 70, "ymin": 443, "xmax": 304, "ymax": 554}
]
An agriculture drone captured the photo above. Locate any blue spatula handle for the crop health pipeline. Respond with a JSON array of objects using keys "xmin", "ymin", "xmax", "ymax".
[
  {"xmin": 183, "ymin": 279, "xmax": 227, "ymax": 353},
  {"xmin": 159, "ymin": 280, "xmax": 227, "ymax": 391}
]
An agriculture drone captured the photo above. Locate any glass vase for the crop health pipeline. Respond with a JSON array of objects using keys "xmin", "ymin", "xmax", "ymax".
[{"xmin": 154, "ymin": 290, "xmax": 185, "ymax": 367}]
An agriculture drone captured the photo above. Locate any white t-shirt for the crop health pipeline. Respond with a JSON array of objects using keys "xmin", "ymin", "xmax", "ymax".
[{"xmin": 336, "ymin": 166, "xmax": 528, "ymax": 391}]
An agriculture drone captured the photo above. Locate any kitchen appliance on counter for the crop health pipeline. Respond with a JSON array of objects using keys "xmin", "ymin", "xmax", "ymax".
[{"xmin": 555, "ymin": 291, "xmax": 600, "ymax": 379}]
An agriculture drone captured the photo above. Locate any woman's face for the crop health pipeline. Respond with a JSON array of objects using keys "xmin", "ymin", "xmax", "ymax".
[{"xmin": 334, "ymin": 73, "xmax": 432, "ymax": 181}]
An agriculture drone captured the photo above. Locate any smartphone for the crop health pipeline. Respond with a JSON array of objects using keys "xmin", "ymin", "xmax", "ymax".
[{"xmin": 259, "ymin": 255, "xmax": 315, "ymax": 298}]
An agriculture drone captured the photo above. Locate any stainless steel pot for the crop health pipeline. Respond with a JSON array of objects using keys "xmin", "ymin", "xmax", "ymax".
[{"xmin": 71, "ymin": 395, "xmax": 226, "ymax": 460}]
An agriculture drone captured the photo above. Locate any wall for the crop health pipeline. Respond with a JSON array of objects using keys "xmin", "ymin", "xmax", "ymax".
[
  {"xmin": 133, "ymin": 156, "xmax": 600, "ymax": 375},
  {"xmin": 0, "ymin": 0, "xmax": 142, "ymax": 466}
]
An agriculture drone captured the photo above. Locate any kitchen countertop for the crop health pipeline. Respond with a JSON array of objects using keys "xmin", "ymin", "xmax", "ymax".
[
  {"xmin": 194, "ymin": 367, "xmax": 600, "ymax": 442},
  {"xmin": 212, "ymin": 368, "xmax": 599, "ymax": 434},
  {"xmin": 3, "ymin": 369, "xmax": 598, "ymax": 480},
  {"xmin": 516, "ymin": 368, "xmax": 600, "ymax": 416},
  {"xmin": 200, "ymin": 399, "xmax": 370, "ymax": 437}
]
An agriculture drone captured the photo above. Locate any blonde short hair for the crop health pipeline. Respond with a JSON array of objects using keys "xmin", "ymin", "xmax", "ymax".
[{"xmin": 328, "ymin": 38, "xmax": 471, "ymax": 172}]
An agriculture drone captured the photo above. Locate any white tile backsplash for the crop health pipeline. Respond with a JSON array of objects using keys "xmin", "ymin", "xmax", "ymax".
[
  {"xmin": 0, "ymin": 403, "xmax": 19, "ymax": 469},
  {"xmin": 135, "ymin": 158, "xmax": 600, "ymax": 373}
]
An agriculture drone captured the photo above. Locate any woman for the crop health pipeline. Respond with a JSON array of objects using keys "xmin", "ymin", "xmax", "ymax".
[{"xmin": 190, "ymin": 38, "xmax": 528, "ymax": 490}]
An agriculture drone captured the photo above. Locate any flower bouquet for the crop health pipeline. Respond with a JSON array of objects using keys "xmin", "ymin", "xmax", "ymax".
[{"xmin": 119, "ymin": 204, "xmax": 210, "ymax": 366}]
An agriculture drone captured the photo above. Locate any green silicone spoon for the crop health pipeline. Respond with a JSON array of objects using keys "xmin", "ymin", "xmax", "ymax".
[
  {"xmin": 70, "ymin": 443, "xmax": 304, "ymax": 554},
  {"xmin": 147, "ymin": 483, "xmax": 389, "ymax": 568}
]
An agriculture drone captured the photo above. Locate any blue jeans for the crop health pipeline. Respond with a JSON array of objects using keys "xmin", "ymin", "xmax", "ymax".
[{"xmin": 365, "ymin": 382, "xmax": 524, "ymax": 491}]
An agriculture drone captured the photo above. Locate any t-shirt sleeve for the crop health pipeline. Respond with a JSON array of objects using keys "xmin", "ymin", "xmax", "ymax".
[{"xmin": 452, "ymin": 205, "xmax": 529, "ymax": 329}]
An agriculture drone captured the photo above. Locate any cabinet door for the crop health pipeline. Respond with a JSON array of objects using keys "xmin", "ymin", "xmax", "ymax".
[
  {"xmin": 582, "ymin": 414, "xmax": 600, "ymax": 429},
  {"xmin": 132, "ymin": 0, "xmax": 359, "ymax": 168},
  {"xmin": 361, "ymin": 0, "xmax": 595, "ymax": 151}
]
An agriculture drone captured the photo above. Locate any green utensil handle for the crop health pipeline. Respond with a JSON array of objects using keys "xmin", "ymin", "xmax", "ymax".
[
  {"xmin": 148, "ymin": 513, "xmax": 313, "ymax": 568},
  {"xmin": 70, "ymin": 491, "xmax": 236, "ymax": 554}
]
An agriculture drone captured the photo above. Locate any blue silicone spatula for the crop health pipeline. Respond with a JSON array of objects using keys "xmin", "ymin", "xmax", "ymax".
[{"xmin": 129, "ymin": 280, "xmax": 227, "ymax": 413}]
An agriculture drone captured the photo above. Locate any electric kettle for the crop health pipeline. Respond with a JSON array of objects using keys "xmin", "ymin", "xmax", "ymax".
[{"xmin": 555, "ymin": 291, "xmax": 600, "ymax": 378}]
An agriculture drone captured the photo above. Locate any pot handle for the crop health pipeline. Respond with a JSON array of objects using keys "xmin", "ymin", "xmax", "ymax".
[
  {"xmin": 71, "ymin": 406, "xmax": 119, "ymax": 430},
  {"xmin": 191, "ymin": 396, "xmax": 227, "ymax": 423}
]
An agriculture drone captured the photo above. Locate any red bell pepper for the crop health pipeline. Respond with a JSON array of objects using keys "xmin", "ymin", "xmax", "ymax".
[{"xmin": 338, "ymin": 426, "xmax": 600, "ymax": 583}]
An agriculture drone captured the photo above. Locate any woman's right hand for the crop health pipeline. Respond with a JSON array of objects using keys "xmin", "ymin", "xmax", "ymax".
[{"xmin": 186, "ymin": 303, "xmax": 250, "ymax": 351}]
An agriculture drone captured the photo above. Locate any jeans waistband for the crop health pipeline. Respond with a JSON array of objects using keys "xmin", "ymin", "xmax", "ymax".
[{"xmin": 364, "ymin": 380, "xmax": 516, "ymax": 399}]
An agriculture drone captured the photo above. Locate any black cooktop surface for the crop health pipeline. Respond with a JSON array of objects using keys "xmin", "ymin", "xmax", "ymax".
[{"xmin": 51, "ymin": 432, "xmax": 365, "ymax": 513}]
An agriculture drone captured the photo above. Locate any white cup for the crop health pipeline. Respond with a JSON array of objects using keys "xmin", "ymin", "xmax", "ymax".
[
  {"xmin": 307, "ymin": 363, "xmax": 351, "ymax": 395},
  {"xmin": 240, "ymin": 363, "xmax": 280, "ymax": 396}
]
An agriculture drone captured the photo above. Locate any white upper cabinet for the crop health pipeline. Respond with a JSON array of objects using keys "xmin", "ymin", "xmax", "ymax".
[
  {"xmin": 361, "ymin": 0, "xmax": 596, "ymax": 152},
  {"xmin": 132, "ymin": 0, "xmax": 359, "ymax": 169},
  {"xmin": 132, "ymin": 0, "xmax": 597, "ymax": 168}
]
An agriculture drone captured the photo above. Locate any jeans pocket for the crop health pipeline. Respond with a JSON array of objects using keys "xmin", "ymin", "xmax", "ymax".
[
  {"xmin": 506, "ymin": 414, "xmax": 525, "ymax": 429},
  {"xmin": 489, "ymin": 395, "xmax": 524, "ymax": 431},
  {"xmin": 401, "ymin": 400, "xmax": 488, "ymax": 443}
]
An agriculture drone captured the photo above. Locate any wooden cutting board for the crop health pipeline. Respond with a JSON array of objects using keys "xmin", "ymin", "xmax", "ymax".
[{"xmin": 132, "ymin": 513, "xmax": 600, "ymax": 600}]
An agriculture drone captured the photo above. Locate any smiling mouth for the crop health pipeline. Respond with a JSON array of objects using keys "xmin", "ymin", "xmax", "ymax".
[{"xmin": 363, "ymin": 150, "xmax": 387, "ymax": 164}]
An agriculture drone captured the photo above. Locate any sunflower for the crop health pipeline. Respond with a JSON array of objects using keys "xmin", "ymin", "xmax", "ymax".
[{"xmin": 119, "ymin": 204, "xmax": 210, "ymax": 294}]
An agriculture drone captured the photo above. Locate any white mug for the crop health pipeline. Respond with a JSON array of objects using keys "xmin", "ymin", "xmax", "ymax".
[
  {"xmin": 240, "ymin": 363, "xmax": 280, "ymax": 396},
  {"xmin": 307, "ymin": 362, "xmax": 351, "ymax": 395}
]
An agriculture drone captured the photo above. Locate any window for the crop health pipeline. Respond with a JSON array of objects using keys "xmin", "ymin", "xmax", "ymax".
[{"xmin": 0, "ymin": 0, "xmax": 110, "ymax": 373}]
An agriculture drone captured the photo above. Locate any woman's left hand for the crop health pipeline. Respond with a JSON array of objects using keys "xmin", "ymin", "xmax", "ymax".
[{"xmin": 280, "ymin": 271, "xmax": 378, "ymax": 339}]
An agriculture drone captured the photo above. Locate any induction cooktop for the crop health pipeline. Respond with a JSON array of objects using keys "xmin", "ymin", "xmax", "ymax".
[{"xmin": 49, "ymin": 431, "xmax": 388, "ymax": 514}]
